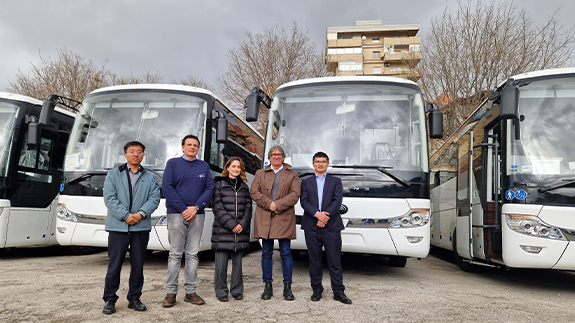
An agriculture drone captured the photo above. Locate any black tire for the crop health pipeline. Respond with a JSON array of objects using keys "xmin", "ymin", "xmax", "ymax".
[
  {"xmin": 452, "ymin": 230, "xmax": 486, "ymax": 273},
  {"xmin": 388, "ymin": 255, "xmax": 407, "ymax": 267},
  {"xmin": 291, "ymin": 250, "xmax": 302, "ymax": 260}
]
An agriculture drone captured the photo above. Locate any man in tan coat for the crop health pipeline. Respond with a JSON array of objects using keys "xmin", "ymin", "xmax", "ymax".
[{"xmin": 251, "ymin": 145, "xmax": 301, "ymax": 301}]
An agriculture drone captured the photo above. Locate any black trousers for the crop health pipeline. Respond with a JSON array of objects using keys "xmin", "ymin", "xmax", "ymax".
[
  {"xmin": 304, "ymin": 229, "xmax": 345, "ymax": 295},
  {"xmin": 214, "ymin": 250, "xmax": 244, "ymax": 298},
  {"xmin": 103, "ymin": 231, "xmax": 149, "ymax": 302}
]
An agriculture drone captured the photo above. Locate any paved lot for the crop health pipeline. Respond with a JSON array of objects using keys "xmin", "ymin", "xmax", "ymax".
[{"xmin": 1, "ymin": 245, "xmax": 575, "ymax": 323}]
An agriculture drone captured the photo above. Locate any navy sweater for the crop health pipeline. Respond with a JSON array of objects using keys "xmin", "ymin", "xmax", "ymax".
[{"xmin": 163, "ymin": 156, "xmax": 214, "ymax": 214}]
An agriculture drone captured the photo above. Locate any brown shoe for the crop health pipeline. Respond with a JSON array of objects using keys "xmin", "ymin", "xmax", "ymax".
[
  {"xmin": 162, "ymin": 294, "xmax": 176, "ymax": 308},
  {"xmin": 184, "ymin": 293, "xmax": 205, "ymax": 305}
]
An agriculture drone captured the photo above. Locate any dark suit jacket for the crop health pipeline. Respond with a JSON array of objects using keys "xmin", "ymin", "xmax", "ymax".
[{"xmin": 300, "ymin": 174, "xmax": 344, "ymax": 232}]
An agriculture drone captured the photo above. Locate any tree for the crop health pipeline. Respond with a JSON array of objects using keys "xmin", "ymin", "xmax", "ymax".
[
  {"xmin": 176, "ymin": 75, "xmax": 214, "ymax": 92},
  {"xmin": 217, "ymin": 22, "xmax": 330, "ymax": 132},
  {"xmin": 7, "ymin": 47, "xmax": 164, "ymax": 109},
  {"xmin": 419, "ymin": 0, "xmax": 575, "ymax": 152}
]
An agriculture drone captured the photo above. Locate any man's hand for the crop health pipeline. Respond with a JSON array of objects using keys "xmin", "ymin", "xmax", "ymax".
[
  {"xmin": 270, "ymin": 201, "xmax": 277, "ymax": 212},
  {"xmin": 182, "ymin": 206, "xmax": 198, "ymax": 221},
  {"xmin": 232, "ymin": 224, "xmax": 243, "ymax": 233},
  {"xmin": 126, "ymin": 213, "xmax": 142, "ymax": 225},
  {"xmin": 315, "ymin": 211, "xmax": 330, "ymax": 225},
  {"xmin": 316, "ymin": 221, "xmax": 326, "ymax": 228}
]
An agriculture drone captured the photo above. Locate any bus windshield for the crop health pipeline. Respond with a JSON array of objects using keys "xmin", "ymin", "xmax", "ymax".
[
  {"xmin": 0, "ymin": 103, "xmax": 19, "ymax": 177},
  {"xmin": 508, "ymin": 75, "xmax": 575, "ymax": 178},
  {"xmin": 65, "ymin": 90, "xmax": 208, "ymax": 174},
  {"xmin": 265, "ymin": 82, "xmax": 428, "ymax": 172}
]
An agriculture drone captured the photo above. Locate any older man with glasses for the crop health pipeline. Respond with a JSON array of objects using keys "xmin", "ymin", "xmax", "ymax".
[{"xmin": 250, "ymin": 145, "xmax": 301, "ymax": 301}]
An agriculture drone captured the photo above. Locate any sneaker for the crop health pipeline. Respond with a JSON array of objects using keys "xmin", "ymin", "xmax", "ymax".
[{"xmin": 184, "ymin": 293, "xmax": 205, "ymax": 305}]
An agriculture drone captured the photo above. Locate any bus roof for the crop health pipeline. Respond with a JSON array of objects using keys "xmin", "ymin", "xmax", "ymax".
[
  {"xmin": 88, "ymin": 84, "xmax": 223, "ymax": 102},
  {"xmin": 0, "ymin": 92, "xmax": 43, "ymax": 105},
  {"xmin": 276, "ymin": 76, "xmax": 418, "ymax": 92},
  {"xmin": 499, "ymin": 67, "xmax": 575, "ymax": 86}
]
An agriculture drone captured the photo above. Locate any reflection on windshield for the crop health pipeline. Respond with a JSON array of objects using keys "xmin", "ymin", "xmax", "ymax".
[
  {"xmin": 509, "ymin": 76, "xmax": 575, "ymax": 176},
  {"xmin": 0, "ymin": 104, "xmax": 19, "ymax": 176},
  {"xmin": 65, "ymin": 91, "xmax": 207, "ymax": 172},
  {"xmin": 265, "ymin": 83, "xmax": 428, "ymax": 172}
]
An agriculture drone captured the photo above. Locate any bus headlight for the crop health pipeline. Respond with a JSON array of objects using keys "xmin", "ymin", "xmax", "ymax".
[
  {"xmin": 57, "ymin": 203, "xmax": 78, "ymax": 222},
  {"xmin": 506, "ymin": 215, "xmax": 565, "ymax": 240},
  {"xmin": 390, "ymin": 209, "xmax": 429, "ymax": 228}
]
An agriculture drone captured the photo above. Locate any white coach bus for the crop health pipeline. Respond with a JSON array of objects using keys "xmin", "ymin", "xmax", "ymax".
[
  {"xmin": 0, "ymin": 92, "xmax": 75, "ymax": 248},
  {"xmin": 430, "ymin": 68, "xmax": 575, "ymax": 271},
  {"xmin": 245, "ymin": 76, "xmax": 443, "ymax": 266},
  {"xmin": 56, "ymin": 84, "xmax": 263, "ymax": 251}
]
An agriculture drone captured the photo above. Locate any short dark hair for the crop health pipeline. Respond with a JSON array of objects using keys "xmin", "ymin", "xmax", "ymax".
[
  {"xmin": 124, "ymin": 141, "xmax": 146, "ymax": 153},
  {"xmin": 182, "ymin": 134, "xmax": 200, "ymax": 146},
  {"xmin": 312, "ymin": 151, "xmax": 329, "ymax": 163}
]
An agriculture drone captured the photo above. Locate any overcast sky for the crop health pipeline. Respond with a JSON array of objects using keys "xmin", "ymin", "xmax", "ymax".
[{"xmin": 1, "ymin": 0, "xmax": 573, "ymax": 96}]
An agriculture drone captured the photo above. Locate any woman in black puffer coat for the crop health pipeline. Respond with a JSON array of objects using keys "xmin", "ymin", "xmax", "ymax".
[{"xmin": 211, "ymin": 157, "xmax": 252, "ymax": 302}]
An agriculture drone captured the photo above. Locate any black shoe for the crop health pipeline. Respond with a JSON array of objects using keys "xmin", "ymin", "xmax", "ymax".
[
  {"xmin": 217, "ymin": 296, "xmax": 229, "ymax": 302},
  {"xmin": 102, "ymin": 301, "xmax": 116, "ymax": 315},
  {"xmin": 128, "ymin": 299, "xmax": 147, "ymax": 311},
  {"xmin": 261, "ymin": 282, "xmax": 273, "ymax": 300},
  {"xmin": 333, "ymin": 293, "xmax": 352, "ymax": 304},
  {"xmin": 283, "ymin": 282, "xmax": 295, "ymax": 301},
  {"xmin": 310, "ymin": 292, "xmax": 322, "ymax": 302},
  {"xmin": 232, "ymin": 294, "xmax": 243, "ymax": 300}
]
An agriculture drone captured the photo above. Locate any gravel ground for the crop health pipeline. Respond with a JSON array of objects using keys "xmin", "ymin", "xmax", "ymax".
[{"xmin": 1, "ymin": 245, "xmax": 575, "ymax": 323}]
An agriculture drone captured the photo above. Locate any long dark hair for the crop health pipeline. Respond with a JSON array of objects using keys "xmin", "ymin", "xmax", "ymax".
[{"xmin": 222, "ymin": 157, "xmax": 247, "ymax": 182}]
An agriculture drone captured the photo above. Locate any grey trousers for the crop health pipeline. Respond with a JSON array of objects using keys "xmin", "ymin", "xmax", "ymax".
[
  {"xmin": 214, "ymin": 250, "xmax": 244, "ymax": 298},
  {"xmin": 166, "ymin": 213, "xmax": 205, "ymax": 294}
]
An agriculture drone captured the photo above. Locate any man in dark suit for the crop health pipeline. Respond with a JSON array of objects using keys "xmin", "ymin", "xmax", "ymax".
[{"xmin": 300, "ymin": 151, "xmax": 351, "ymax": 304}]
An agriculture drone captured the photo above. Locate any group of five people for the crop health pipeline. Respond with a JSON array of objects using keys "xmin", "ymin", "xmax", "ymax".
[{"xmin": 101, "ymin": 137, "xmax": 351, "ymax": 315}]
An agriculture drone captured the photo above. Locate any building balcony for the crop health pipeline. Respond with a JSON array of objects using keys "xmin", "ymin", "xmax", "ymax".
[
  {"xmin": 383, "ymin": 36, "xmax": 420, "ymax": 46},
  {"xmin": 326, "ymin": 53, "xmax": 363, "ymax": 63},
  {"xmin": 327, "ymin": 38, "xmax": 363, "ymax": 48},
  {"xmin": 383, "ymin": 51, "xmax": 422, "ymax": 62}
]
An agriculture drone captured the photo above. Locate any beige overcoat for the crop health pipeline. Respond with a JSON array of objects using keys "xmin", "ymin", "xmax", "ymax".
[{"xmin": 250, "ymin": 163, "xmax": 301, "ymax": 239}]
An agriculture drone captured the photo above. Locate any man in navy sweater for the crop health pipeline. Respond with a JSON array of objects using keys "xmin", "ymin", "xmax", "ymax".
[{"xmin": 161, "ymin": 135, "xmax": 214, "ymax": 308}]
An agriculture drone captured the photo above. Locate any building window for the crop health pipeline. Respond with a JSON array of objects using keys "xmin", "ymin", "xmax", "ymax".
[
  {"xmin": 338, "ymin": 33, "xmax": 353, "ymax": 40},
  {"xmin": 372, "ymin": 37, "xmax": 380, "ymax": 43},
  {"xmin": 373, "ymin": 67, "xmax": 382, "ymax": 74},
  {"xmin": 373, "ymin": 51, "xmax": 381, "ymax": 58},
  {"xmin": 338, "ymin": 62, "xmax": 363, "ymax": 71}
]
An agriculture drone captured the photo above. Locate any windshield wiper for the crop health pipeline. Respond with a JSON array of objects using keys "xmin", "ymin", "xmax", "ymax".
[
  {"xmin": 539, "ymin": 179, "xmax": 575, "ymax": 193},
  {"xmin": 331, "ymin": 165, "xmax": 410, "ymax": 189},
  {"xmin": 66, "ymin": 170, "xmax": 109, "ymax": 185}
]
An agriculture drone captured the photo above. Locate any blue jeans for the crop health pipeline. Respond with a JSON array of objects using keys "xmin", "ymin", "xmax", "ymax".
[
  {"xmin": 166, "ymin": 213, "xmax": 205, "ymax": 294},
  {"xmin": 261, "ymin": 238, "xmax": 292, "ymax": 284}
]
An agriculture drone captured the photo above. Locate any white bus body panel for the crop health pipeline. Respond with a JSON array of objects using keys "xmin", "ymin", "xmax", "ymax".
[
  {"xmin": 291, "ymin": 197, "xmax": 430, "ymax": 258},
  {"xmin": 0, "ymin": 199, "xmax": 58, "ymax": 248},
  {"xmin": 57, "ymin": 195, "xmax": 228, "ymax": 252},
  {"xmin": 502, "ymin": 204, "xmax": 571, "ymax": 269},
  {"xmin": 430, "ymin": 177, "xmax": 457, "ymax": 250}
]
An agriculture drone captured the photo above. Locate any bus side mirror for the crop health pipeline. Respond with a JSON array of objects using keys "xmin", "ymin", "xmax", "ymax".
[
  {"xmin": 216, "ymin": 112, "xmax": 228, "ymax": 144},
  {"xmin": 245, "ymin": 87, "xmax": 262, "ymax": 122},
  {"xmin": 27, "ymin": 94, "xmax": 59, "ymax": 147},
  {"xmin": 500, "ymin": 78, "xmax": 518, "ymax": 120},
  {"xmin": 426, "ymin": 102, "xmax": 443, "ymax": 139}
]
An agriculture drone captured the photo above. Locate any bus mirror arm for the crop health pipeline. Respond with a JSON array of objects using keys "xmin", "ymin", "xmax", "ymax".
[{"xmin": 245, "ymin": 87, "xmax": 272, "ymax": 122}]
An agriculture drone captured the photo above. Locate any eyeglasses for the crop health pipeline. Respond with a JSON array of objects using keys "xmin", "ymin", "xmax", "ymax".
[
  {"xmin": 270, "ymin": 153, "xmax": 283, "ymax": 157},
  {"xmin": 127, "ymin": 150, "xmax": 144, "ymax": 155}
]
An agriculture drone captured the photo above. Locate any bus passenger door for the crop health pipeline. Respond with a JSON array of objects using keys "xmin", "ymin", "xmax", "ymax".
[
  {"xmin": 455, "ymin": 129, "xmax": 473, "ymax": 259},
  {"xmin": 6, "ymin": 128, "xmax": 68, "ymax": 247}
]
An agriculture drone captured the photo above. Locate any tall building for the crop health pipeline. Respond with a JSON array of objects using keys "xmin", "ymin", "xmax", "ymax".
[{"xmin": 326, "ymin": 20, "xmax": 421, "ymax": 81}]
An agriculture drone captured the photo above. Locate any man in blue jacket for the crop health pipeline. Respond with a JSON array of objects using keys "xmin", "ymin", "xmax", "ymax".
[
  {"xmin": 102, "ymin": 141, "xmax": 161, "ymax": 315},
  {"xmin": 300, "ymin": 151, "xmax": 351, "ymax": 304},
  {"xmin": 161, "ymin": 134, "xmax": 214, "ymax": 308}
]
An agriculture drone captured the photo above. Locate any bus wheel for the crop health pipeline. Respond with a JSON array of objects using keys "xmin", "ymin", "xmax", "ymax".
[
  {"xmin": 388, "ymin": 256, "xmax": 407, "ymax": 267},
  {"xmin": 452, "ymin": 230, "xmax": 486, "ymax": 273}
]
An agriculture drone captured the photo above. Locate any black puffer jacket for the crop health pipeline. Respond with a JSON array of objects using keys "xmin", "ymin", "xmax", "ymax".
[{"xmin": 211, "ymin": 176, "xmax": 252, "ymax": 251}]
